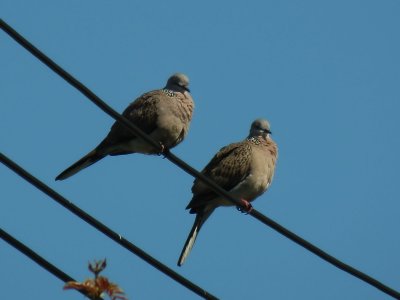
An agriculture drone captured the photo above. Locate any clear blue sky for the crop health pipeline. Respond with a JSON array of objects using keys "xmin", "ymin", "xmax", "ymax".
[{"xmin": 1, "ymin": 1, "xmax": 400, "ymax": 299}]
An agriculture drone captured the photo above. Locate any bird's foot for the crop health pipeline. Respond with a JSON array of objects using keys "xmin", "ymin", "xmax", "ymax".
[
  {"xmin": 236, "ymin": 199, "xmax": 253, "ymax": 214},
  {"xmin": 157, "ymin": 142, "xmax": 168, "ymax": 157}
]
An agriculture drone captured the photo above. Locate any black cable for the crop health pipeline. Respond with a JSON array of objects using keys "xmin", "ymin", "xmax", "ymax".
[
  {"xmin": 0, "ymin": 18, "xmax": 162, "ymax": 153},
  {"xmin": 1, "ymin": 18, "xmax": 399, "ymax": 299},
  {"xmin": 0, "ymin": 228, "xmax": 102, "ymax": 300},
  {"xmin": 0, "ymin": 153, "xmax": 219, "ymax": 300},
  {"xmin": 249, "ymin": 210, "xmax": 400, "ymax": 298}
]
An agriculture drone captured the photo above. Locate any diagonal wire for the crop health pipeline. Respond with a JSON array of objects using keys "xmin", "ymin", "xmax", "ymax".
[
  {"xmin": 0, "ymin": 152, "xmax": 218, "ymax": 300},
  {"xmin": 0, "ymin": 228, "xmax": 102, "ymax": 300},
  {"xmin": 1, "ymin": 18, "xmax": 399, "ymax": 299}
]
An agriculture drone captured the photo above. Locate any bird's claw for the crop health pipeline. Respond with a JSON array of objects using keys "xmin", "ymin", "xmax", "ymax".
[
  {"xmin": 157, "ymin": 142, "xmax": 168, "ymax": 157},
  {"xmin": 236, "ymin": 199, "xmax": 253, "ymax": 214}
]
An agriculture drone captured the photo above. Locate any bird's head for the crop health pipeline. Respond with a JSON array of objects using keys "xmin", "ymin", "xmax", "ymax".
[
  {"xmin": 248, "ymin": 118, "xmax": 272, "ymax": 139},
  {"xmin": 166, "ymin": 73, "xmax": 190, "ymax": 93}
]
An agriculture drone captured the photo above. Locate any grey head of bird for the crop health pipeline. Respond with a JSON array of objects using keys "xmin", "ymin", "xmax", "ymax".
[
  {"xmin": 248, "ymin": 118, "xmax": 272, "ymax": 139},
  {"xmin": 165, "ymin": 73, "xmax": 190, "ymax": 93}
]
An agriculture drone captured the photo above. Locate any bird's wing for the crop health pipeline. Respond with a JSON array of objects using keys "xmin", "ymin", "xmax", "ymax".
[
  {"xmin": 96, "ymin": 90, "xmax": 163, "ymax": 148},
  {"xmin": 187, "ymin": 141, "xmax": 252, "ymax": 210}
]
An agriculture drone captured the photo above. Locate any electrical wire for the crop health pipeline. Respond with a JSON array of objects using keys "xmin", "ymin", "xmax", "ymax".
[
  {"xmin": 0, "ymin": 152, "xmax": 219, "ymax": 300},
  {"xmin": 1, "ymin": 18, "xmax": 399, "ymax": 299},
  {"xmin": 0, "ymin": 228, "xmax": 102, "ymax": 300}
]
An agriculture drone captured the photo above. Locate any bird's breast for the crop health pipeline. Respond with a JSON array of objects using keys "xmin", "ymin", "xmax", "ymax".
[
  {"xmin": 154, "ymin": 96, "xmax": 193, "ymax": 147},
  {"xmin": 245, "ymin": 147, "xmax": 276, "ymax": 198}
]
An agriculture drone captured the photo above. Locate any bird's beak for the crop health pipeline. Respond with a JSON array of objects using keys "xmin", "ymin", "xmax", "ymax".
[{"xmin": 184, "ymin": 87, "xmax": 191, "ymax": 93}]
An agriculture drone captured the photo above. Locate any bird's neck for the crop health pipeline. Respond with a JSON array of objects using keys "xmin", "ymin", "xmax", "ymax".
[
  {"xmin": 162, "ymin": 88, "xmax": 177, "ymax": 97},
  {"xmin": 247, "ymin": 136, "xmax": 275, "ymax": 147},
  {"xmin": 247, "ymin": 136, "xmax": 262, "ymax": 145}
]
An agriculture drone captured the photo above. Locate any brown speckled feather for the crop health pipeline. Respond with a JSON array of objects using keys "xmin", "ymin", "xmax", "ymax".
[
  {"xmin": 187, "ymin": 142, "xmax": 252, "ymax": 210},
  {"xmin": 99, "ymin": 91, "xmax": 161, "ymax": 147}
]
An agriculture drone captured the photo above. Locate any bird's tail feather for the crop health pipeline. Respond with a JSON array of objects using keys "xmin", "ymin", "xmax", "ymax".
[
  {"xmin": 177, "ymin": 208, "xmax": 214, "ymax": 266},
  {"xmin": 55, "ymin": 149, "xmax": 106, "ymax": 181}
]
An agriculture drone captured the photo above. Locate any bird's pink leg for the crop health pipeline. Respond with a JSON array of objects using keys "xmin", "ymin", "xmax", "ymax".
[
  {"xmin": 237, "ymin": 199, "xmax": 253, "ymax": 214},
  {"xmin": 157, "ymin": 142, "xmax": 167, "ymax": 156}
]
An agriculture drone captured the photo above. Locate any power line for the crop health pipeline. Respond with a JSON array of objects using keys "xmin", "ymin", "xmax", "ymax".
[
  {"xmin": 0, "ymin": 152, "xmax": 219, "ymax": 300},
  {"xmin": 1, "ymin": 18, "xmax": 399, "ymax": 299},
  {"xmin": 0, "ymin": 228, "xmax": 102, "ymax": 300},
  {"xmin": 0, "ymin": 19, "xmax": 161, "ymax": 154}
]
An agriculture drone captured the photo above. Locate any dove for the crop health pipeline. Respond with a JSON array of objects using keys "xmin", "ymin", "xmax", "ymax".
[
  {"xmin": 177, "ymin": 118, "xmax": 278, "ymax": 266},
  {"xmin": 56, "ymin": 73, "xmax": 194, "ymax": 181}
]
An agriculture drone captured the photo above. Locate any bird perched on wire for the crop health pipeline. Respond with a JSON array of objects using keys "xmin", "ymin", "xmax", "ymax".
[
  {"xmin": 177, "ymin": 118, "xmax": 278, "ymax": 266},
  {"xmin": 56, "ymin": 73, "xmax": 194, "ymax": 181}
]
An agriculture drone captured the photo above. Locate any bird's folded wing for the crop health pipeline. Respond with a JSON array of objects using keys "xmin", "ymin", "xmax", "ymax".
[
  {"xmin": 187, "ymin": 141, "xmax": 252, "ymax": 209},
  {"xmin": 101, "ymin": 91, "xmax": 162, "ymax": 145}
]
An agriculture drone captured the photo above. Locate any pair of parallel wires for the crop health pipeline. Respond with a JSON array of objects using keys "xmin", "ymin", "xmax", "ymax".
[{"xmin": 1, "ymin": 19, "xmax": 399, "ymax": 300}]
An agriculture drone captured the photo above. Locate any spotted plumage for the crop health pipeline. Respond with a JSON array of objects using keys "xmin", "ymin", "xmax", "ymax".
[
  {"xmin": 162, "ymin": 89, "xmax": 177, "ymax": 97},
  {"xmin": 56, "ymin": 73, "xmax": 194, "ymax": 181},
  {"xmin": 247, "ymin": 136, "xmax": 261, "ymax": 145}
]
